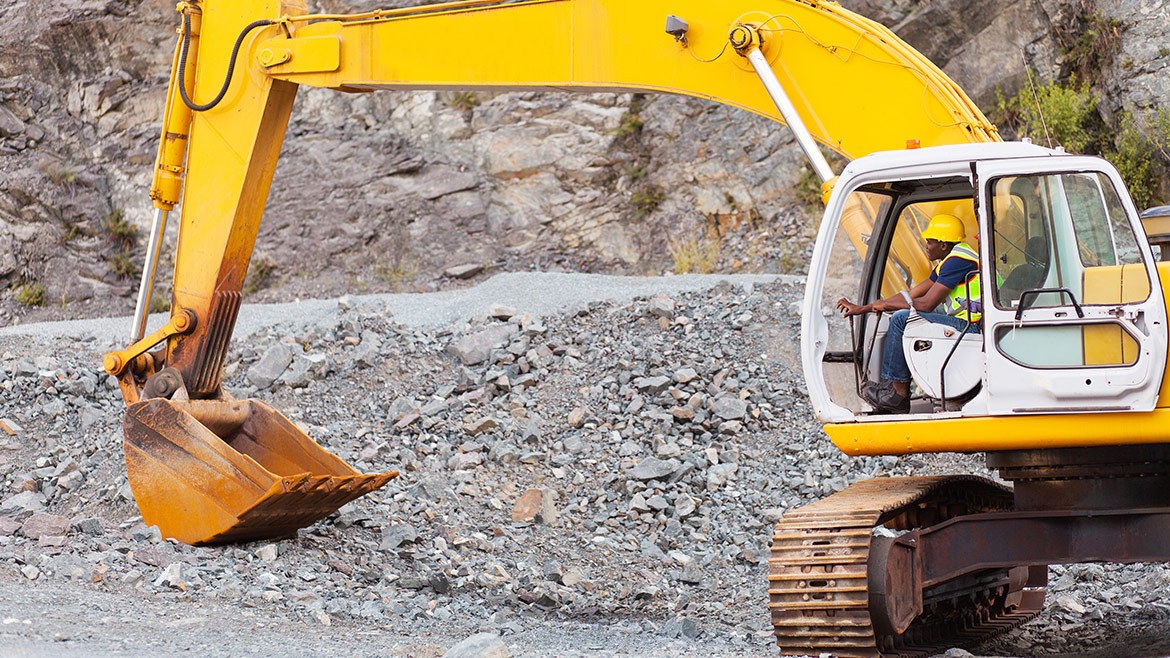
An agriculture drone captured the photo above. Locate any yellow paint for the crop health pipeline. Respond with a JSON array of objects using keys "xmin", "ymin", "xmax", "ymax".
[
  {"xmin": 1142, "ymin": 214, "xmax": 1170, "ymax": 240},
  {"xmin": 827, "ymin": 409, "xmax": 1170, "ymax": 456},
  {"xmin": 1083, "ymin": 263, "xmax": 1150, "ymax": 365},
  {"xmin": 257, "ymin": 35, "xmax": 339, "ymax": 73},
  {"xmin": 164, "ymin": 0, "xmax": 302, "ymax": 387},
  {"xmin": 1155, "ymin": 262, "xmax": 1170, "ymax": 404},
  {"xmin": 260, "ymin": 0, "xmax": 998, "ymax": 160}
]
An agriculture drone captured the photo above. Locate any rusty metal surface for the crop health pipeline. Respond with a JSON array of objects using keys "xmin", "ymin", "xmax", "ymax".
[
  {"xmin": 187, "ymin": 290, "xmax": 242, "ymax": 397},
  {"xmin": 988, "ymin": 444, "xmax": 1170, "ymax": 511},
  {"xmin": 768, "ymin": 475, "xmax": 1043, "ymax": 657},
  {"xmin": 123, "ymin": 397, "xmax": 396, "ymax": 545},
  {"xmin": 913, "ymin": 507, "xmax": 1170, "ymax": 587}
]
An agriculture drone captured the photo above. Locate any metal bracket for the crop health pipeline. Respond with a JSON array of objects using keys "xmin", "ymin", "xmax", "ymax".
[
  {"xmin": 105, "ymin": 309, "xmax": 197, "ymax": 404},
  {"xmin": 105, "ymin": 309, "xmax": 197, "ymax": 377},
  {"xmin": 256, "ymin": 33, "xmax": 341, "ymax": 73}
]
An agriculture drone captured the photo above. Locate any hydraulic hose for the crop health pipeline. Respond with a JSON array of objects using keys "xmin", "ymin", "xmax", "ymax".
[{"xmin": 179, "ymin": 12, "xmax": 274, "ymax": 112}]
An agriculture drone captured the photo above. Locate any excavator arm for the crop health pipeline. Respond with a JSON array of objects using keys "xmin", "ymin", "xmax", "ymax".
[
  {"xmin": 255, "ymin": 0, "xmax": 996, "ymax": 154},
  {"xmin": 117, "ymin": 0, "xmax": 999, "ymax": 402},
  {"xmin": 104, "ymin": 0, "xmax": 998, "ymax": 543}
]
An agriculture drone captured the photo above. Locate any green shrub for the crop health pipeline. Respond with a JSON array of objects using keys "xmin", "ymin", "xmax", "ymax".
[
  {"xmin": 794, "ymin": 166, "xmax": 824, "ymax": 212},
  {"xmin": 376, "ymin": 262, "xmax": 416, "ymax": 288},
  {"xmin": 996, "ymin": 79, "xmax": 1098, "ymax": 154},
  {"xmin": 41, "ymin": 163, "xmax": 77, "ymax": 187},
  {"xmin": 13, "ymin": 282, "xmax": 46, "ymax": 307},
  {"xmin": 624, "ymin": 164, "xmax": 648, "ymax": 181},
  {"xmin": 108, "ymin": 252, "xmax": 140, "ymax": 280},
  {"xmin": 613, "ymin": 111, "xmax": 644, "ymax": 138},
  {"xmin": 243, "ymin": 255, "xmax": 277, "ymax": 296},
  {"xmin": 103, "ymin": 209, "xmax": 138, "ymax": 250},
  {"xmin": 59, "ymin": 223, "xmax": 83, "ymax": 244},
  {"xmin": 445, "ymin": 91, "xmax": 479, "ymax": 111},
  {"xmin": 1151, "ymin": 109, "xmax": 1170, "ymax": 166},
  {"xmin": 630, "ymin": 187, "xmax": 665, "ymax": 217},
  {"xmin": 1107, "ymin": 112, "xmax": 1158, "ymax": 209},
  {"xmin": 1055, "ymin": 4, "xmax": 1123, "ymax": 83},
  {"xmin": 612, "ymin": 94, "xmax": 648, "ymax": 139}
]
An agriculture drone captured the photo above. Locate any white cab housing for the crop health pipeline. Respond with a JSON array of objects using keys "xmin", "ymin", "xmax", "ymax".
[{"xmin": 802, "ymin": 142, "xmax": 1167, "ymax": 424}]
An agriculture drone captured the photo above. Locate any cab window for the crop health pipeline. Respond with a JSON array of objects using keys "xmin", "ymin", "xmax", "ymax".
[{"xmin": 988, "ymin": 173, "xmax": 1150, "ymax": 310}]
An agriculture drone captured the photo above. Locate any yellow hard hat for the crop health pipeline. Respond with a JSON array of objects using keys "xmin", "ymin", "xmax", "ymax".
[{"xmin": 921, "ymin": 214, "xmax": 965, "ymax": 242}]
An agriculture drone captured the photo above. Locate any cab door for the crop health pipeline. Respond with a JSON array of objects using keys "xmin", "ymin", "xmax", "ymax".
[{"xmin": 976, "ymin": 158, "xmax": 1167, "ymax": 414}]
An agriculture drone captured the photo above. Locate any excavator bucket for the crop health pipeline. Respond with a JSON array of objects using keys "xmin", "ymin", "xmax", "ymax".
[{"xmin": 122, "ymin": 398, "xmax": 397, "ymax": 545}]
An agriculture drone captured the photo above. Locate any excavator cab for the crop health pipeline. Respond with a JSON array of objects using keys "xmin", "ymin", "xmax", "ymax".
[
  {"xmin": 779, "ymin": 142, "xmax": 1170, "ymax": 657},
  {"xmin": 803, "ymin": 142, "xmax": 1168, "ymax": 426}
]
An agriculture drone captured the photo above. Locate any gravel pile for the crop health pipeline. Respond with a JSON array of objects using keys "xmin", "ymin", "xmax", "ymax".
[{"xmin": 1, "ymin": 276, "xmax": 1169, "ymax": 656}]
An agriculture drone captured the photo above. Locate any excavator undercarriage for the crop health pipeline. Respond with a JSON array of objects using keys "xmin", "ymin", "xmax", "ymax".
[{"xmin": 770, "ymin": 445, "xmax": 1170, "ymax": 656}]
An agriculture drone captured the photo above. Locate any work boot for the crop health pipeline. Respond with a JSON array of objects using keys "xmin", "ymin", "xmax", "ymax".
[{"xmin": 861, "ymin": 380, "xmax": 910, "ymax": 414}]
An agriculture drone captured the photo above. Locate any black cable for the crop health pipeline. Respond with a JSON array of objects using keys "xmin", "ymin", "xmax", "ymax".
[
  {"xmin": 687, "ymin": 41, "xmax": 730, "ymax": 64},
  {"xmin": 178, "ymin": 12, "xmax": 274, "ymax": 112}
]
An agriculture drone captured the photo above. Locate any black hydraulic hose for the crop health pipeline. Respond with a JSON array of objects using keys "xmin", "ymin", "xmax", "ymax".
[{"xmin": 178, "ymin": 12, "xmax": 274, "ymax": 112}]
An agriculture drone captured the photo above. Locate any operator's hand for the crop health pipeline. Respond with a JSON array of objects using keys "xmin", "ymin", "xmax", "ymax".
[{"xmin": 835, "ymin": 298, "xmax": 867, "ymax": 317}]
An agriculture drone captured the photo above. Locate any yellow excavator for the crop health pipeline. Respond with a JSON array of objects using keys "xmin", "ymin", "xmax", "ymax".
[{"xmin": 104, "ymin": 0, "xmax": 1170, "ymax": 655}]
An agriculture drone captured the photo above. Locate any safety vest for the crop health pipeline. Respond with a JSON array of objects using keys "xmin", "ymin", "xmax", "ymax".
[{"xmin": 935, "ymin": 242, "xmax": 982, "ymax": 322}]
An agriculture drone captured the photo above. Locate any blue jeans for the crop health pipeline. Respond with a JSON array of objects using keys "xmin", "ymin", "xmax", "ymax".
[{"xmin": 880, "ymin": 310, "xmax": 980, "ymax": 383}]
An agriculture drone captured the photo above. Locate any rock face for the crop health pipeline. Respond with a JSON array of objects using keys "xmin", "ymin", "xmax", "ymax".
[
  {"xmin": 1, "ymin": 0, "xmax": 1167, "ymax": 328},
  {"xmin": 897, "ymin": 0, "xmax": 1063, "ymax": 107}
]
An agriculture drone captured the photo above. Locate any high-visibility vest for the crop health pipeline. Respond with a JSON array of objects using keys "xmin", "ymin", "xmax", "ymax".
[{"xmin": 936, "ymin": 242, "xmax": 982, "ymax": 322}]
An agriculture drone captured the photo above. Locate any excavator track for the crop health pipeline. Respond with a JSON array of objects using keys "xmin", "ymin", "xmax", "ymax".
[{"xmin": 769, "ymin": 476, "xmax": 1046, "ymax": 657}]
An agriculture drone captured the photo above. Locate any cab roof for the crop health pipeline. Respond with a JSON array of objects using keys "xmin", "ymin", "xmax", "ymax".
[{"xmin": 842, "ymin": 141, "xmax": 1069, "ymax": 179}]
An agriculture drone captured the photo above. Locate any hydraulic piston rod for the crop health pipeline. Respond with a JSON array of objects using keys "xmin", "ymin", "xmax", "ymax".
[
  {"xmin": 131, "ymin": 207, "xmax": 170, "ymax": 342},
  {"xmin": 131, "ymin": 4, "xmax": 198, "ymax": 344},
  {"xmin": 730, "ymin": 24, "xmax": 835, "ymax": 183}
]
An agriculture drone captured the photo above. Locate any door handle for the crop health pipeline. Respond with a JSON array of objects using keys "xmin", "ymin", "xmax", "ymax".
[{"xmin": 1015, "ymin": 287, "xmax": 1085, "ymax": 323}]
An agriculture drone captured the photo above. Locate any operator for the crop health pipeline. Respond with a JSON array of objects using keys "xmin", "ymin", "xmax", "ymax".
[{"xmin": 835, "ymin": 214, "xmax": 981, "ymax": 413}]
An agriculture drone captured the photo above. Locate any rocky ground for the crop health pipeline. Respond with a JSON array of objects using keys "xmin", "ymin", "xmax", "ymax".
[{"xmin": 1, "ymin": 274, "xmax": 1169, "ymax": 657}]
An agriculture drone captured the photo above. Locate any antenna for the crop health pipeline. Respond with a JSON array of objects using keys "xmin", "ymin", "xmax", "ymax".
[{"xmin": 1022, "ymin": 52, "xmax": 1053, "ymax": 148}]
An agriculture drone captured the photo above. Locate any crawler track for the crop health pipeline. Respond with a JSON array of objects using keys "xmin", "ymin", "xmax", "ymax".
[{"xmin": 768, "ymin": 476, "xmax": 1047, "ymax": 657}]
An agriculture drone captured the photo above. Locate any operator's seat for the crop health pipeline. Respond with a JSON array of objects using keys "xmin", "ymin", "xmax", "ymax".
[{"xmin": 902, "ymin": 314, "xmax": 982, "ymax": 402}]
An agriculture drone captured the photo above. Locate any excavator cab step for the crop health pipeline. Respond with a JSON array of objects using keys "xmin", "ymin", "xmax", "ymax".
[{"xmin": 123, "ymin": 397, "xmax": 396, "ymax": 545}]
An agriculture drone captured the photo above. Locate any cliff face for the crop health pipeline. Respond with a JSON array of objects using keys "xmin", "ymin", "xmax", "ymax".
[{"xmin": 0, "ymin": 0, "xmax": 1166, "ymax": 324}]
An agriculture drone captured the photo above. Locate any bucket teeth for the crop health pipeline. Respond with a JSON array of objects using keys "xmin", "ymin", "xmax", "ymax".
[
  {"xmin": 123, "ymin": 398, "xmax": 397, "ymax": 545},
  {"xmin": 208, "ymin": 473, "xmax": 394, "ymax": 544}
]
